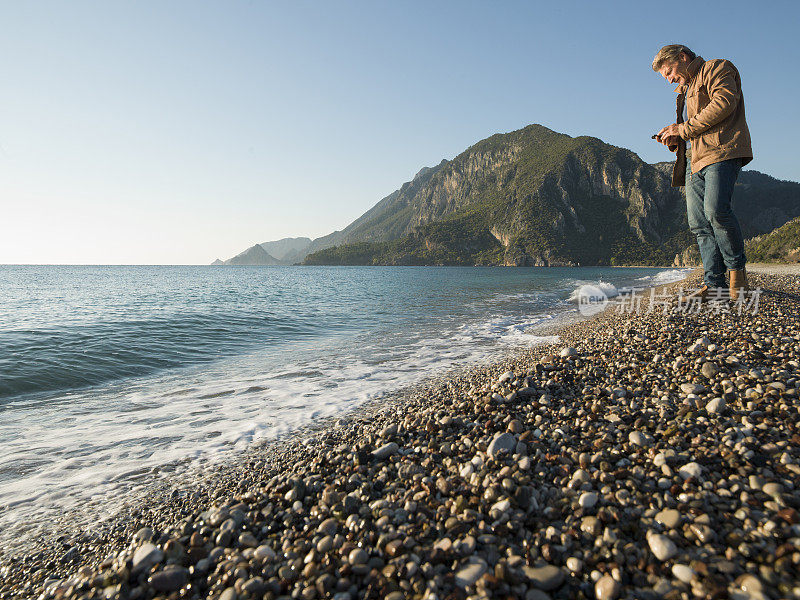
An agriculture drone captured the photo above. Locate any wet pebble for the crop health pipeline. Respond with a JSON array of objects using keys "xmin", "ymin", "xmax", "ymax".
[
  {"xmin": 595, "ymin": 574, "xmax": 621, "ymax": 600},
  {"xmin": 648, "ymin": 533, "xmax": 678, "ymax": 561}
]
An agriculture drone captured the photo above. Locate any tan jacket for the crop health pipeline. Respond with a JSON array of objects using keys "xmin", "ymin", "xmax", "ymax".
[{"xmin": 676, "ymin": 56, "xmax": 753, "ymax": 174}]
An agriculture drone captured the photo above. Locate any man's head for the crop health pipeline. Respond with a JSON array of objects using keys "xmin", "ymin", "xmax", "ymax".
[{"xmin": 652, "ymin": 44, "xmax": 697, "ymax": 86}]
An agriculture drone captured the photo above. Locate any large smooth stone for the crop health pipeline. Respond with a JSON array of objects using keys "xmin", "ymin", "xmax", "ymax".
[
  {"xmin": 455, "ymin": 557, "xmax": 488, "ymax": 587},
  {"xmin": 149, "ymin": 567, "xmax": 188, "ymax": 592},
  {"xmin": 672, "ymin": 564, "xmax": 695, "ymax": 583},
  {"xmin": 487, "ymin": 432, "xmax": 516, "ymax": 457},
  {"xmin": 655, "ymin": 509, "xmax": 681, "ymax": 529},
  {"xmin": 132, "ymin": 543, "xmax": 163, "ymax": 572},
  {"xmin": 578, "ymin": 492, "xmax": 598, "ymax": 509},
  {"xmin": 524, "ymin": 565, "xmax": 565, "ymax": 590},
  {"xmin": 372, "ymin": 442, "xmax": 399, "ymax": 461},
  {"xmin": 595, "ymin": 574, "xmax": 621, "ymax": 600},
  {"xmin": 706, "ymin": 398, "xmax": 726, "ymax": 414},
  {"xmin": 680, "ymin": 383, "xmax": 705, "ymax": 395},
  {"xmin": 678, "ymin": 462, "xmax": 703, "ymax": 480},
  {"xmin": 648, "ymin": 533, "xmax": 678, "ymax": 561}
]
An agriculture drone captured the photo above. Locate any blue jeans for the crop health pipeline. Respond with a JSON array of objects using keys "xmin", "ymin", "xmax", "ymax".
[{"xmin": 686, "ymin": 158, "xmax": 746, "ymax": 288}]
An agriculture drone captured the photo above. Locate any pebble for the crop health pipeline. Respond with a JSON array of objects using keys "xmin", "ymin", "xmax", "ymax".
[
  {"xmin": 253, "ymin": 544, "xmax": 276, "ymax": 561},
  {"xmin": 132, "ymin": 527, "xmax": 153, "ymax": 544},
  {"xmin": 498, "ymin": 371, "xmax": 514, "ymax": 383},
  {"xmin": 566, "ymin": 557, "xmax": 583, "ymax": 574},
  {"xmin": 508, "ymin": 419, "xmax": 523, "ymax": 433},
  {"xmin": 148, "ymin": 567, "xmax": 188, "ymax": 592},
  {"xmin": 671, "ymin": 564, "xmax": 695, "ymax": 583},
  {"xmin": 653, "ymin": 452, "xmax": 668, "ymax": 467},
  {"xmin": 701, "ymin": 361, "xmax": 719, "ymax": 379},
  {"xmin": 706, "ymin": 397, "xmax": 726, "ymax": 414},
  {"xmin": 316, "ymin": 536, "xmax": 334, "ymax": 553},
  {"xmin": 372, "ymin": 442, "xmax": 399, "ymax": 461},
  {"xmin": 578, "ymin": 491, "xmax": 598, "ymax": 509},
  {"xmin": 655, "ymin": 509, "xmax": 681, "ymax": 529},
  {"xmin": 738, "ymin": 574, "xmax": 764, "ymax": 593},
  {"xmin": 219, "ymin": 589, "xmax": 237, "ymax": 600},
  {"xmin": 594, "ymin": 574, "xmax": 621, "ymax": 600},
  {"xmin": 348, "ymin": 548, "xmax": 368, "ymax": 565},
  {"xmin": 132, "ymin": 543, "xmax": 163, "ymax": 572},
  {"xmin": 581, "ymin": 516, "xmax": 601, "ymax": 535},
  {"xmin": 487, "ymin": 432, "xmax": 516, "ymax": 457},
  {"xmin": 523, "ymin": 564, "xmax": 565, "ymax": 590},
  {"xmin": 317, "ymin": 517, "xmax": 338, "ymax": 536},
  {"xmin": 648, "ymin": 533, "xmax": 678, "ymax": 561},
  {"xmin": 242, "ymin": 577, "xmax": 265, "ymax": 595},
  {"xmin": 491, "ymin": 498, "xmax": 511, "ymax": 513},
  {"xmin": 680, "ymin": 383, "xmax": 705, "ymax": 395},
  {"xmin": 454, "ymin": 557, "xmax": 487, "ymax": 587},
  {"xmin": 678, "ymin": 462, "xmax": 703, "ymax": 480},
  {"xmin": 433, "ymin": 537, "xmax": 452, "ymax": 552}
]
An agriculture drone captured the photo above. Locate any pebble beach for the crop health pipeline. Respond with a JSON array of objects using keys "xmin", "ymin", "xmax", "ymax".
[{"xmin": 2, "ymin": 269, "xmax": 799, "ymax": 600}]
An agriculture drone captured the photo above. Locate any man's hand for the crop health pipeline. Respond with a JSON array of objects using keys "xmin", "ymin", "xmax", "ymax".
[
  {"xmin": 657, "ymin": 123, "xmax": 681, "ymax": 144},
  {"xmin": 658, "ymin": 134, "xmax": 681, "ymax": 149}
]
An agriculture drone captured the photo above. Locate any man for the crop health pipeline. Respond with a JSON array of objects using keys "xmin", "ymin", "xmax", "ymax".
[{"xmin": 653, "ymin": 44, "xmax": 753, "ymax": 300}]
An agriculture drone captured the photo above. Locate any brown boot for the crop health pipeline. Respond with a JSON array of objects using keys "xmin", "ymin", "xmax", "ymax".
[
  {"xmin": 729, "ymin": 268, "xmax": 749, "ymax": 300},
  {"xmin": 679, "ymin": 285, "xmax": 710, "ymax": 303}
]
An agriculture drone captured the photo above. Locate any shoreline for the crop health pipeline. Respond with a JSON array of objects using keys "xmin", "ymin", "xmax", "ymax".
[
  {"xmin": 0, "ymin": 269, "xmax": 697, "ymax": 594},
  {"xmin": 3, "ymin": 267, "xmax": 800, "ymax": 599}
]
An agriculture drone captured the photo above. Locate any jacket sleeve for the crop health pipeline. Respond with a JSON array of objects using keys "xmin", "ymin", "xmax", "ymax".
[{"xmin": 678, "ymin": 61, "xmax": 740, "ymax": 140}]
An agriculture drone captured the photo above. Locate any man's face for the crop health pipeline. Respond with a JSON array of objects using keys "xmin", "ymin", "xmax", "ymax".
[{"xmin": 659, "ymin": 59, "xmax": 688, "ymax": 86}]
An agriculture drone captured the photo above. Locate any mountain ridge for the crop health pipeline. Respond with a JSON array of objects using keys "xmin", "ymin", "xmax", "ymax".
[
  {"xmin": 745, "ymin": 216, "xmax": 800, "ymax": 263},
  {"xmin": 213, "ymin": 124, "xmax": 800, "ymax": 267}
]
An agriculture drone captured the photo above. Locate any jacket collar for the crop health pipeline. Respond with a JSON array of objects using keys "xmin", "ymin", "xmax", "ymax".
[{"xmin": 674, "ymin": 56, "xmax": 705, "ymax": 94}]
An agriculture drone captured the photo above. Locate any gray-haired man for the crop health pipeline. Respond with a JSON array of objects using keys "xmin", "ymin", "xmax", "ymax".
[{"xmin": 653, "ymin": 44, "xmax": 753, "ymax": 300}]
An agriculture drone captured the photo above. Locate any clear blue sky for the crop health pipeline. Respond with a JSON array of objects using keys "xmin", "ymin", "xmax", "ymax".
[{"xmin": 1, "ymin": 1, "xmax": 798, "ymax": 264}]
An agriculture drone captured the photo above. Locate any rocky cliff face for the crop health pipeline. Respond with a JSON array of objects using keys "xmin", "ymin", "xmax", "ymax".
[
  {"xmin": 302, "ymin": 125, "xmax": 693, "ymax": 265},
  {"xmin": 303, "ymin": 124, "xmax": 800, "ymax": 266},
  {"xmin": 218, "ymin": 124, "xmax": 800, "ymax": 267}
]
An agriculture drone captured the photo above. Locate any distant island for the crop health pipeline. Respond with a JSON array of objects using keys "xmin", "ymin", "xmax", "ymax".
[
  {"xmin": 212, "ymin": 238, "xmax": 312, "ymax": 266},
  {"xmin": 213, "ymin": 124, "xmax": 800, "ymax": 267}
]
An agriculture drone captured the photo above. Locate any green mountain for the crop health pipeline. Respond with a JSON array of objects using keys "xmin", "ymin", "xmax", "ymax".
[
  {"xmin": 302, "ymin": 125, "xmax": 800, "ymax": 266},
  {"xmin": 303, "ymin": 125, "xmax": 688, "ymax": 265},
  {"xmin": 745, "ymin": 216, "xmax": 800, "ymax": 263}
]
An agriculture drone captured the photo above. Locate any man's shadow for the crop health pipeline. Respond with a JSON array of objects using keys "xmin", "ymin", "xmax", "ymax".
[{"xmin": 760, "ymin": 287, "xmax": 800, "ymax": 302}]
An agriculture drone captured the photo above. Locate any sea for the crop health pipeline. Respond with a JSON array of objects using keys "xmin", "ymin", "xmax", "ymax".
[{"xmin": 0, "ymin": 264, "xmax": 690, "ymax": 553}]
